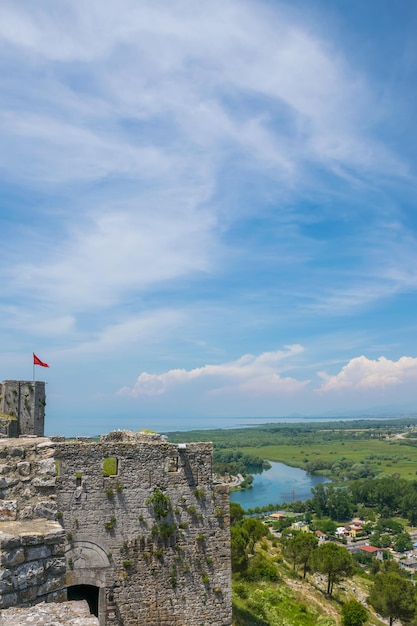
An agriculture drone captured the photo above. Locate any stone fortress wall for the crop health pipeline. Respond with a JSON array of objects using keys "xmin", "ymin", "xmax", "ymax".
[{"xmin": 0, "ymin": 381, "xmax": 232, "ymax": 625}]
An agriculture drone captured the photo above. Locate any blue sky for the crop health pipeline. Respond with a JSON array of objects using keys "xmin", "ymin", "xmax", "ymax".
[{"xmin": 1, "ymin": 0, "xmax": 417, "ymax": 436}]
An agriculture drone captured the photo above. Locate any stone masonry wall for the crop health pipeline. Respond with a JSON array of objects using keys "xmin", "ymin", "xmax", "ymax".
[
  {"xmin": 0, "ymin": 431, "xmax": 232, "ymax": 625},
  {"xmin": 0, "ymin": 437, "xmax": 57, "ymax": 522},
  {"xmin": 55, "ymin": 431, "xmax": 232, "ymax": 626},
  {"xmin": 0, "ymin": 519, "xmax": 66, "ymax": 608},
  {"xmin": 0, "ymin": 381, "xmax": 46, "ymax": 438}
]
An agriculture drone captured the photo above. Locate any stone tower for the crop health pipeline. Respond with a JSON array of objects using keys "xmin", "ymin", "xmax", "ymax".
[{"xmin": 0, "ymin": 380, "xmax": 46, "ymax": 437}]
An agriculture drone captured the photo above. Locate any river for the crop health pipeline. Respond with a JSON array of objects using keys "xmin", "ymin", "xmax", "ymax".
[{"xmin": 229, "ymin": 461, "xmax": 329, "ymax": 509}]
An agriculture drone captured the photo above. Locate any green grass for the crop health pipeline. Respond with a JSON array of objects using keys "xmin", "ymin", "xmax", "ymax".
[
  {"xmin": 233, "ymin": 580, "xmax": 336, "ymax": 626},
  {"xmin": 239, "ymin": 440, "xmax": 417, "ymax": 479}
]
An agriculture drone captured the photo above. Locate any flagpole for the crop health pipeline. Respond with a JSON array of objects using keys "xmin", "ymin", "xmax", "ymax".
[{"xmin": 33, "ymin": 354, "xmax": 35, "ymax": 382}]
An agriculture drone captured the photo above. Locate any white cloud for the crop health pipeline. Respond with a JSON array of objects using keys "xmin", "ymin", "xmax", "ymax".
[
  {"xmin": 118, "ymin": 345, "xmax": 308, "ymax": 397},
  {"xmin": 318, "ymin": 355, "xmax": 417, "ymax": 392}
]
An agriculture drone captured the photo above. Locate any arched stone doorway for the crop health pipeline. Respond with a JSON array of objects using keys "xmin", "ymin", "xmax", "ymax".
[
  {"xmin": 65, "ymin": 540, "xmax": 111, "ymax": 626},
  {"xmin": 68, "ymin": 584, "xmax": 100, "ymax": 616}
]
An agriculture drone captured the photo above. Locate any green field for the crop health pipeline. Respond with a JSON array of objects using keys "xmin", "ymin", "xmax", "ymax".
[
  {"xmin": 166, "ymin": 419, "xmax": 417, "ymax": 480},
  {"xmin": 239, "ymin": 439, "xmax": 417, "ymax": 479}
]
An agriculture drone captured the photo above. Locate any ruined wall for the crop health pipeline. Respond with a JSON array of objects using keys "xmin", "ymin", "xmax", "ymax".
[
  {"xmin": 0, "ymin": 430, "xmax": 232, "ymax": 625},
  {"xmin": 55, "ymin": 431, "xmax": 232, "ymax": 626},
  {"xmin": 0, "ymin": 519, "xmax": 66, "ymax": 609},
  {"xmin": 0, "ymin": 437, "xmax": 57, "ymax": 522},
  {"xmin": 0, "ymin": 381, "xmax": 46, "ymax": 438}
]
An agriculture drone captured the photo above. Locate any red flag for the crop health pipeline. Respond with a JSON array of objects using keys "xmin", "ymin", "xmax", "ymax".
[{"xmin": 33, "ymin": 353, "xmax": 49, "ymax": 368}]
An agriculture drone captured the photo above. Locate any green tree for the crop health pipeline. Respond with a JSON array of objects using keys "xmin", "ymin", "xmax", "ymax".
[
  {"xmin": 293, "ymin": 532, "xmax": 318, "ymax": 578},
  {"xmin": 282, "ymin": 534, "xmax": 299, "ymax": 571},
  {"xmin": 230, "ymin": 502, "xmax": 245, "ymax": 526},
  {"xmin": 311, "ymin": 542, "xmax": 353, "ymax": 595},
  {"xmin": 241, "ymin": 517, "xmax": 267, "ymax": 553},
  {"xmin": 394, "ymin": 532, "xmax": 413, "ymax": 553},
  {"xmin": 369, "ymin": 571, "xmax": 416, "ymax": 626},
  {"xmin": 230, "ymin": 525, "xmax": 248, "ymax": 573},
  {"xmin": 341, "ymin": 599, "xmax": 368, "ymax": 626}
]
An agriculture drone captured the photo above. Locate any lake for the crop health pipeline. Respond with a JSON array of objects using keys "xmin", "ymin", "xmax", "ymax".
[{"xmin": 229, "ymin": 461, "xmax": 329, "ymax": 509}]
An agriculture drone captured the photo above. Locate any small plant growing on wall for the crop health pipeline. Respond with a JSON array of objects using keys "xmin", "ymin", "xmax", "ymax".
[
  {"xmin": 66, "ymin": 533, "xmax": 73, "ymax": 542},
  {"xmin": 105, "ymin": 486, "xmax": 114, "ymax": 498},
  {"xmin": 122, "ymin": 560, "xmax": 132, "ymax": 569},
  {"xmin": 146, "ymin": 488, "xmax": 171, "ymax": 520},
  {"xmin": 193, "ymin": 488, "xmax": 205, "ymax": 499},
  {"xmin": 105, "ymin": 516, "xmax": 116, "ymax": 531},
  {"xmin": 201, "ymin": 571, "xmax": 209, "ymax": 584}
]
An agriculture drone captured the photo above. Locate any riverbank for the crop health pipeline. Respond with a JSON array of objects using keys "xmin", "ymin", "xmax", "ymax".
[{"xmin": 230, "ymin": 461, "xmax": 329, "ymax": 510}]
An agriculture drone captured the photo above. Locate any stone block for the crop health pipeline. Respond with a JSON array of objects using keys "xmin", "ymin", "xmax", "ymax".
[
  {"xmin": 9, "ymin": 447, "xmax": 25, "ymax": 458},
  {"xmin": 14, "ymin": 560, "xmax": 44, "ymax": 590},
  {"xmin": 37, "ymin": 574, "xmax": 64, "ymax": 596},
  {"xmin": 36, "ymin": 459, "xmax": 56, "ymax": 476},
  {"xmin": 32, "ymin": 477, "xmax": 56, "ymax": 488},
  {"xmin": 0, "ymin": 572, "xmax": 13, "ymax": 594},
  {"xmin": 17, "ymin": 462, "xmax": 31, "ymax": 477},
  {"xmin": 0, "ymin": 547, "xmax": 25, "ymax": 567},
  {"xmin": 44, "ymin": 528, "xmax": 65, "ymax": 545},
  {"xmin": 0, "ymin": 590, "xmax": 18, "ymax": 608},
  {"xmin": 25, "ymin": 545, "xmax": 51, "ymax": 561},
  {"xmin": 33, "ymin": 501, "xmax": 58, "ymax": 519},
  {"xmin": 0, "ymin": 501, "xmax": 17, "ymax": 521}
]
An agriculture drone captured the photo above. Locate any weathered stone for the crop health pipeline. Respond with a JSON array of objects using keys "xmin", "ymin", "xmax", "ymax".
[
  {"xmin": 44, "ymin": 557, "xmax": 66, "ymax": 575},
  {"xmin": 0, "ymin": 572, "xmax": 13, "ymax": 594},
  {"xmin": 4, "ymin": 477, "xmax": 18, "ymax": 488},
  {"xmin": 20, "ymin": 533, "xmax": 43, "ymax": 546},
  {"xmin": 33, "ymin": 501, "xmax": 57, "ymax": 519},
  {"xmin": 25, "ymin": 544, "xmax": 51, "ymax": 561},
  {"xmin": 9, "ymin": 448, "xmax": 25, "ymax": 458},
  {"xmin": 0, "ymin": 600, "xmax": 98, "ymax": 625},
  {"xmin": 32, "ymin": 477, "xmax": 56, "ymax": 488},
  {"xmin": 14, "ymin": 560, "xmax": 44, "ymax": 590},
  {"xmin": 36, "ymin": 459, "xmax": 55, "ymax": 476},
  {"xmin": 0, "ymin": 547, "xmax": 25, "ymax": 567},
  {"xmin": 19, "ymin": 506, "xmax": 33, "ymax": 519},
  {"xmin": 37, "ymin": 574, "xmax": 63, "ymax": 595},
  {"xmin": 17, "ymin": 462, "xmax": 31, "ymax": 477},
  {"xmin": 0, "ymin": 591, "xmax": 18, "ymax": 608},
  {"xmin": 0, "ymin": 501, "xmax": 17, "ymax": 521}
]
